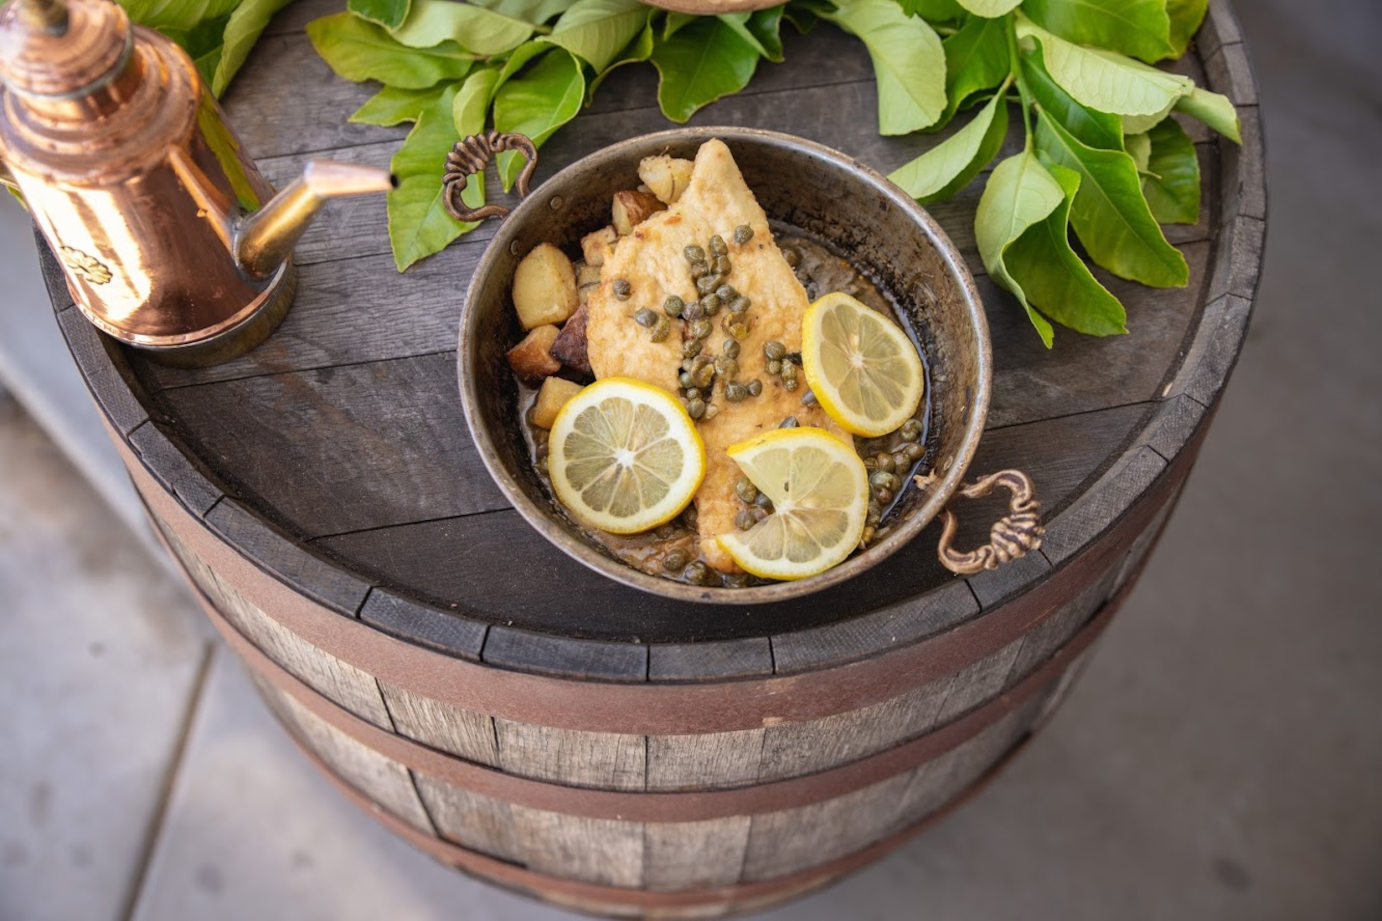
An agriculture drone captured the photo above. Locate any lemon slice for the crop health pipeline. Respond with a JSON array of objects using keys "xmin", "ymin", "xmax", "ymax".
[
  {"xmin": 715, "ymin": 427, "xmax": 869, "ymax": 580},
  {"xmin": 801, "ymin": 291, "xmax": 926, "ymax": 437},
  {"xmin": 548, "ymin": 378, "xmax": 706, "ymax": 535}
]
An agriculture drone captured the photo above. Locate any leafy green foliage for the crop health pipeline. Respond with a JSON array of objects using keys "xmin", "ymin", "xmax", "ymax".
[
  {"xmin": 389, "ymin": 84, "xmax": 479, "ymax": 271},
  {"xmin": 493, "ymin": 49, "xmax": 586, "ymax": 187},
  {"xmin": 348, "ymin": 0, "xmax": 412, "ymax": 30},
  {"xmin": 1139, "ymin": 116, "xmax": 1200, "ymax": 224},
  {"xmin": 890, "ymin": 86, "xmax": 1008, "ymax": 202},
  {"xmin": 823, "ymin": 0, "xmax": 947, "ymax": 135},
  {"xmin": 351, "ymin": 85, "xmax": 449, "ymax": 126},
  {"xmin": 1021, "ymin": 0, "xmax": 1172, "ymax": 63},
  {"xmin": 308, "ymin": 13, "xmax": 474, "ymax": 88},
  {"xmin": 650, "ymin": 17, "xmax": 761, "ymax": 123},
  {"xmin": 939, "ymin": 13, "xmax": 1009, "ymax": 125},
  {"xmin": 119, "ymin": 0, "xmax": 281, "ymax": 96}
]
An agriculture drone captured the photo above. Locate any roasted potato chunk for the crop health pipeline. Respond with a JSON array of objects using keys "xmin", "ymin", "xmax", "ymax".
[
  {"xmin": 580, "ymin": 226, "xmax": 618, "ymax": 267},
  {"xmin": 513, "ymin": 243, "xmax": 578, "ymax": 330},
  {"xmin": 575, "ymin": 261, "xmax": 602, "ymax": 287},
  {"xmin": 505, "ymin": 324, "xmax": 561, "ymax": 383},
  {"xmin": 612, "ymin": 189, "xmax": 667, "ymax": 235},
  {"xmin": 550, "ymin": 302, "xmax": 591, "ymax": 376},
  {"xmin": 637, "ymin": 155, "xmax": 695, "ymax": 205},
  {"xmin": 531, "ymin": 377, "xmax": 585, "ymax": 429}
]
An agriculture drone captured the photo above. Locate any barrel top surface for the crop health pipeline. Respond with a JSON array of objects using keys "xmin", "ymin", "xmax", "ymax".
[{"xmin": 45, "ymin": 0, "xmax": 1264, "ymax": 676}]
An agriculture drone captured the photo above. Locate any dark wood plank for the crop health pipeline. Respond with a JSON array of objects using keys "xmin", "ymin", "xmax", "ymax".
[
  {"xmin": 360, "ymin": 588, "xmax": 488, "ymax": 660},
  {"xmin": 1038, "ymin": 446, "xmax": 1168, "ymax": 565},
  {"xmin": 1166, "ymin": 293, "xmax": 1254, "ymax": 407},
  {"xmin": 128, "ymin": 422, "xmax": 224, "ymax": 517},
  {"xmin": 483, "ymin": 625, "xmax": 648, "ymax": 681},
  {"xmin": 155, "ymin": 353, "xmax": 508, "ymax": 537},
  {"xmin": 649, "ymin": 638, "xmax": 774, "ymax": 681}
]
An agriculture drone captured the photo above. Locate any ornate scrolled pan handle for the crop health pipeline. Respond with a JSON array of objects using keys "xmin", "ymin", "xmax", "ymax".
[
  {"xmin": 932, "ymin": 469, "xmax": 1044, "ymax": 575},
  {"xmin": 442, "ymin": 131, "xmax": 538, "ymax": 223}
]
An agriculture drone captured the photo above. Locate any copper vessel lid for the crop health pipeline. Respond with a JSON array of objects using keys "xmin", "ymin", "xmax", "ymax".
[{"xmin": 0, "ymin": 0, "xmax": 131, "ymax": 98}]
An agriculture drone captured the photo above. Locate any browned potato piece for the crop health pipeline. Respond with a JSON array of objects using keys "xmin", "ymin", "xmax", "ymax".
[
  {"xmin": 505, "ymin": 324, "xmax": 561, "ymax": 383},
  {"xmin": 612, "ymin": 189, "xmax": 667, "ymax": 235},
  {"xmin": 550, "ymin": 302, "xmax": 591, "ymax": 376},
  {"xmin": 575, "ymin": 262, "xmax": 602, "ymax": 287},
  {"xmin": 637, "ymin": 155, "xmax": 695, "ymax": 205},
  {"xmin": 531, "ymin": 377, "xmax": 585, "ymax": 429},
  {"xmin": 580, "ymin": 226, "xmax": 618, "ymax": 267},
  {"xmin": 513, "ymin": 243, "xmax": 578, "ymax": 330}
]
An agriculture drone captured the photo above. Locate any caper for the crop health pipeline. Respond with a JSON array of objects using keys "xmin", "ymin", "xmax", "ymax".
[
  {"xmin": 727, "ymin": 321, "xmax": 749, "ymax": 340},
  {"xmin": 766, "ymin": 359, "xmax": 781, "ymax": 376},
  {"xmin": 733, "ymin": 224, "xmax": 753, "ymax": 245},
  {"xmin": 866, "ymin": 503, "xmax": 882, "ymax": 526},
  {"xmin": 715, "ymin": 356, "xmax": 738, "ymax": 378},
  {"xmin": 764, "ymin": 340, "xmax": 787, "ymax": 361},
  {"xmin": 663, "ymin": 549, "xmax": 689, "ymax": 572},
  {"xmin": 904, "ymin": 442, "xmax": 924, "ymax": 461},
  {"xmin": 783, "ymin": 378, "xmax": 799, "ymax": 392},
  {"xmin": 685, "ymin": 387, "xmax": 702, "ymax": 401},
  {"xmin": 875, "ymin": 487, "xmax": 894, "ymax": 504},
  {"xmin": 892, "ymin": 451, "xmax": 911, "ymax": 470},
  {"xmin": 723, "ymin": 339, "xmax": 741, "ymax": 359},
  {"xmin": 700, "ymin": 294, "xmax": 722, "ymax": 316},
  {"xmin": 709, "ymin": 234, "xmax": 728, "ymax": 256},
  {"xmin": 684, "ymin": 561, "xmax": 710, "ymax": 584},
  {"xmin": 690, "ymin": 260, "xmax": 709, "ymax": 279},
  {"xmin": 782, "ymin": 247, "xmax": 801, "ymax": 268},
  {"xmin": 801, "ymin": 389, "xmax": 818, "ymax": 406},
  {"xmin": 703, "ymin": 403, "xmax": 719, "ymax": 420},
  {"xmin": 746, "ymin": 378, "xmax": 763, "ymax": 397},
  {"xmin": 681, "ymin": 358, "xmax": 695, "ymax": 373},
  {"xmin": 663, "ymin": 295, "xmax": 685, "ymax": 318},
  {"xmin": 754, "ymin": 492, "xmax": 774, "ymax": 511},
  {"xmin": 735, "ymin": 509, "xmax": 756, "ymax": 531},
  {"xmin": 682, "ymin": 300, "xmax": 705, "ymax": 322},
  {"xmin": 693, "ymin": 361, "xmax": 715, "ymax": 388},
  {"xmin": 714, "ymin": 254, "xmax": 732, "ymax": 275},
  {"xmin": 683, "ymin": 505, "xmax": 698, "ymax": 528},
  {"xmin": 734, "ymin": 478, "xmax": 758, "ymax": 503},
  {"xmin": 728, "ymin": 296, "xmax": 750, "ymax": 315},
  {"xmin": 651, "ymin": 317, "xmax": 672, "ymax": 342},
  {"xmin": 875, "ymin": 453, "xmax": 895, "ymax": 473},
  {"xmin": 870, "ymin": 470, "xmax": 898, "ymax": 491},
  {"xmin": 613, "ymin": 278, "xmax": 632, "ymax": 300},
  {"xmin": 691, "ymin": 318, "xmax": 712, "ymax": 340},
  {"xmin": 686, "ymin": 398, "xmax": 706, "ymax": 420},
  {"xmin": 634, "ymin": 307, "xmax": 657, "ymax": 327},
  {"xmin": 725, "ymin": 382, "xmax": 748, "ymax": 403},
  {"xmin": 861, "ymin": 525, "xmax": 876, "ymax": 546},
  {"xmin": 683, "ymin": 340, "xmax": 702, "ymax": 359},
  {"xmin": 900, "ymin": 419, "xmax": 923, "ymax": 442},
  {"xmin": 780, "ymin": 361, "xmax": 797, "ymax": 381},
  {"xmin": 696, "ymin": 274, "xmax": 718, "ymax": 296},
  {"xmin": 716, "ymin": 284, "xmax": 736, "ymax": 302},
  {"xmin": 684, "ymin": 244, "xmax": 705, "ymax": 263},
  {"xmin": 723, "ymin": 572, "xmax": 750, "ymax": 588},
  {"xmin": 751, "ymin": 506, "xmax": 769, "ymax": 522},
  {"xmin": 779, "ymin": 416, "xmax": 799, "ymax": 428}
]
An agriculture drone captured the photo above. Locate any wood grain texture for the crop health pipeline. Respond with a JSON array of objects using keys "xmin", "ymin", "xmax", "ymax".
[
  {"xmin": 379, "ymin": 680, "xmax": 499, "ymax": 765},
  {"xmin": 643, "ymin": 818, "xmax": 752, "ymax": 892},
  {"xmin": 359, "ymin": 587, "xmax": 488, "ymax": 660},
  {"xmin": 412, "ymin": 773, "xmax": 522, "ymax": 864},
  {"xmin": 495, "ymin": 719, "xmax": 647, "ymax": 791},
  {"xmin": 648, "ymin": 730, "xmax": 765, "ymax": 791},
  {"xmin": 1039, "ymin": 447, "xmax": 1169, "ymax": 565},
  {"xmin": 508, "ymin": 806, "xmax": 645, "ymax": 887}
]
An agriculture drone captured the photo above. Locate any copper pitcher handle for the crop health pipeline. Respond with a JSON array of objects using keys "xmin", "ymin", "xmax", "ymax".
[
  {"xmin": 442, "ymin": 131, "xmax": 538, "ymax": 223},
  {"xmin": 932, "ymin": 469, "xmax": 1044, "ymax": 575}
]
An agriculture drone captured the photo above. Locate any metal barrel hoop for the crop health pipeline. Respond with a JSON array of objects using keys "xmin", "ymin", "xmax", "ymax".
[
  {"xmin": 933, "ymin": 469, "xmax": 1044, "ymax": 575},
  {"xmin": 442, "ymin": 131, "xmax": 538, "ymax": 223}
]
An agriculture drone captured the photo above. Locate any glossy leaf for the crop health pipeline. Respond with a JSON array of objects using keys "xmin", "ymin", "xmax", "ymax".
[
  {"xmin": 454, "ymin": 65, "xmax": 500, "ymax": 134},
  {"xmin": 1140, "ymin": 116, "xmax": 1200, "ymax": 224},
  {"xmin": 348, "ymin": 0, "xmax": 411, "ymax": 29},
  {"xmin": 1016, "ymin": 16, "xmax": 1192, "ymax": 116},
  {"xmin": 1166, "ymin": 0, "xmax": 1208, "ymax": 57},
  {"xmin": 955, "ymin": 0, "xmax": 1022, "ymax": 17},
  {"xmin": 898, "ymin": 0, "xmax": 964, "ymax": 20},
  {"xmin": 825, "ymin": 0, "xmax": 946, "ymax": 135},
  {"xmin": 1035, "ymin": 108, "xmax": 1188, "ymax": 287},
  {"xmin": 1019, "ymin": 44, "xmax": 1121, "ymax": 149},
  {"xmin": 650, "ymin": 17, "xmax": 761, "ymax": 123},
  {"xmin": 472, "ymin": 0, "xmax": 572, "ymax": 24},
  {"xmin": 547, "ymin": 0, "xmax": 648, "ymax": 72},
  {"xmin": 1004, "ymin": 162, "xmax": 1127, "ymax": 338},
  {"xmin": 1175, "ymin": 85, "xmax": 1242, "ymax": 144},
  {"xmin": 496, "ymin": 39, "xmax": 553, "ymax": 87},
  {"xmin": 351, "ymin": 84, "xmax": 449, "ymax": 125},
  {"xmin": 975, "ymin": 149, "xmax": 1066, "ymax": 346},
  {"xmin": 890, "ymin": 88, "xmax": 1008, "ymax": 203},
  {"xmin": 212, "ymin": 0, "xmax": 295, "ymax": 94},
  {"xmin": 587, "ymin": 20, "xmax": 654, "ymax": 97},
  {"xmin": 391, "ymin": 0, "xmax": 534, "ymax": 55},
  {"xmin": 493, "ymin": 49, "xmax": 585, "ymax": 188},
  {"xmin": 719, "ymin": 9, "xmax": 783, "ymax": 63},
  {"xmin": 939, "ymin": 13, "xmax": 1009, "ymax": 124},
  {"xmin": 747, "ymin": 6, "xmax": 786, "ymax": 62},
  {"xmin": 307, "ymin": 13, "xmax": 474, "ymax": 88},
  {"xmin": 1125, "ymin": 130, "xmax": 1151, "ymax": 171},
  {"xmin": 388, "ymin": 84, "xmax": 476, "ymax": 271},
  {"xmin": 121, "ymin": 0, "xmax": 239, "ymax": 32},
  {"xmin": 1021, "ymin": 0, "xmax": 1173, "ymax": 63}
]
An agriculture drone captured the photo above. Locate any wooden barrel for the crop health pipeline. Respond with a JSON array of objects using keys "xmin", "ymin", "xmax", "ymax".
[{"xmin": 41, "ymin": 0, "xmax": 1262, "ymax": 915}]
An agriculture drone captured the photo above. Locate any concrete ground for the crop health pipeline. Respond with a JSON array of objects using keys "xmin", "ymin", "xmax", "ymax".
[{"xmin": 2, "ymin": 1, "xmax": 1379, "ymax": 919}]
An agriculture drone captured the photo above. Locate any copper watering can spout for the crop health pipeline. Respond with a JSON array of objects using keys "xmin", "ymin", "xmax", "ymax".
[
  {"xmin": 235, "ymin": 161, "xmax": 396, "ymax": 279},
  {"xmin": 0, "ymin": 0, "xmax": 393, "ymax": 367}
]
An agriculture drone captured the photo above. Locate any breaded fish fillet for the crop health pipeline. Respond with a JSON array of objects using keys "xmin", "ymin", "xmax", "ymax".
[{"xmin": 586, "ymin": 140, "xmax": 850, "ymax": 571}]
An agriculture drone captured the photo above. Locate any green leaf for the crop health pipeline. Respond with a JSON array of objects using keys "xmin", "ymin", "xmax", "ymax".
[
  {"xmin": 747, "ymin": 6, "xmax": 786, "ymax": 61},
  {"xmin": 493, "ymin": 49, "xmax": 585, "ymax": 188},
  {"xmin": 1120, "ymin": 104, "xmax": 1176, "ymax": 135},
  {"xmin": 824, "ymin": 0, "xmax": 946, "ymax": 135},
  {"xmin": 496, "ymin": 39, "xmax": 553, "ymax": 87},
  {"xmin": 1020, "ymin": 0, "xmax": 1173, "ymax": 63},
  {"xmin": 1016, "ymin": 15, "xmax": 1192, "ymax": 116},
  {"xmin": 718, "ymin": 10, "xmax": 780, "ymax": 63},
  {"xmin": 389, "ymin": 83, "xmax": 475, "ymax": 271},
  {"xmin": 782, "ymin": 4, "xmax": 820, "ymax": 34},
  {"xmin": 1019, "ymin": 44, "xmax": 1121, "ymax": 149},
  {"xmin": 547, "ymin": 0, "xmax": 648, "ymax": 72},
  {"xmin": 391, "ymin": 0, "xmax": 535, "ymax": 55},
  {"xmin": 587, "ymin": 20, "xmax": 654, "ymax": 97},
  {"xmin": 1034, "ymin": 107, "xmax": 1188, "ymax": 286},
  {"xmin": 1125, "ymin": 130, "xmax": 1151, "ymax": 171},
  {"xmin": 662, "ymin": 11, "xmax": 696, "ymax": 39},
  {"xmin": 212, "ymin": 0, "xmax": 295, "ymax": 95},
  {"xmin": 650, "ymin": 17, "xmax": 761, "ymax": 123},
  {"xmin": 898, "ymin": 0, "xmax": 964, "ymax": 20},
  {"xmin": 1140, "ymin": 116, "xmax": 1200, "ymax": 224},
  {"xmin": 1166, "ymin": 0, "xmax": 1208, "ymax": 57},
  {"xmin": 938, "ymin": 13, "xmax": 1009, "ymax": 125},
  {"xmin": 1174, "ymin": 85, "xmax": 1242, "ymax": 144},
  {"xmin": 454, "ymin": 65, "xmax": 501, "ymax": 135},
  {"xmin": 1004, "ymin": 162, "xmax": 1127, "ymax": 338},
  {"xmin": 351, "ymin": 84, "xmax": 449, "ymax": 125},
  {"xmin": 954, "ymin": 0, "xmax": 1022, "ymax": 18},
  {"xmin": 890, "ymin": 88, "xmax": 1008, "ymax": 203},
  {"xmin": 307, "ymin": 13, "xmax": 475, "ymax": 88},
  {"xmin": 348, "ymin": 0, "xmax": 411, "ymax": 29},
  {"xmin": 472, "ymin": 0, "xmax": 573, "ymax": 24},
  {"xmin": 975, "ymin": 149, "xmax": 1066, "ymax": 346},
  {"xmin": 120, "ymin": 0, "xmax": 239, "ymax": 32}
]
